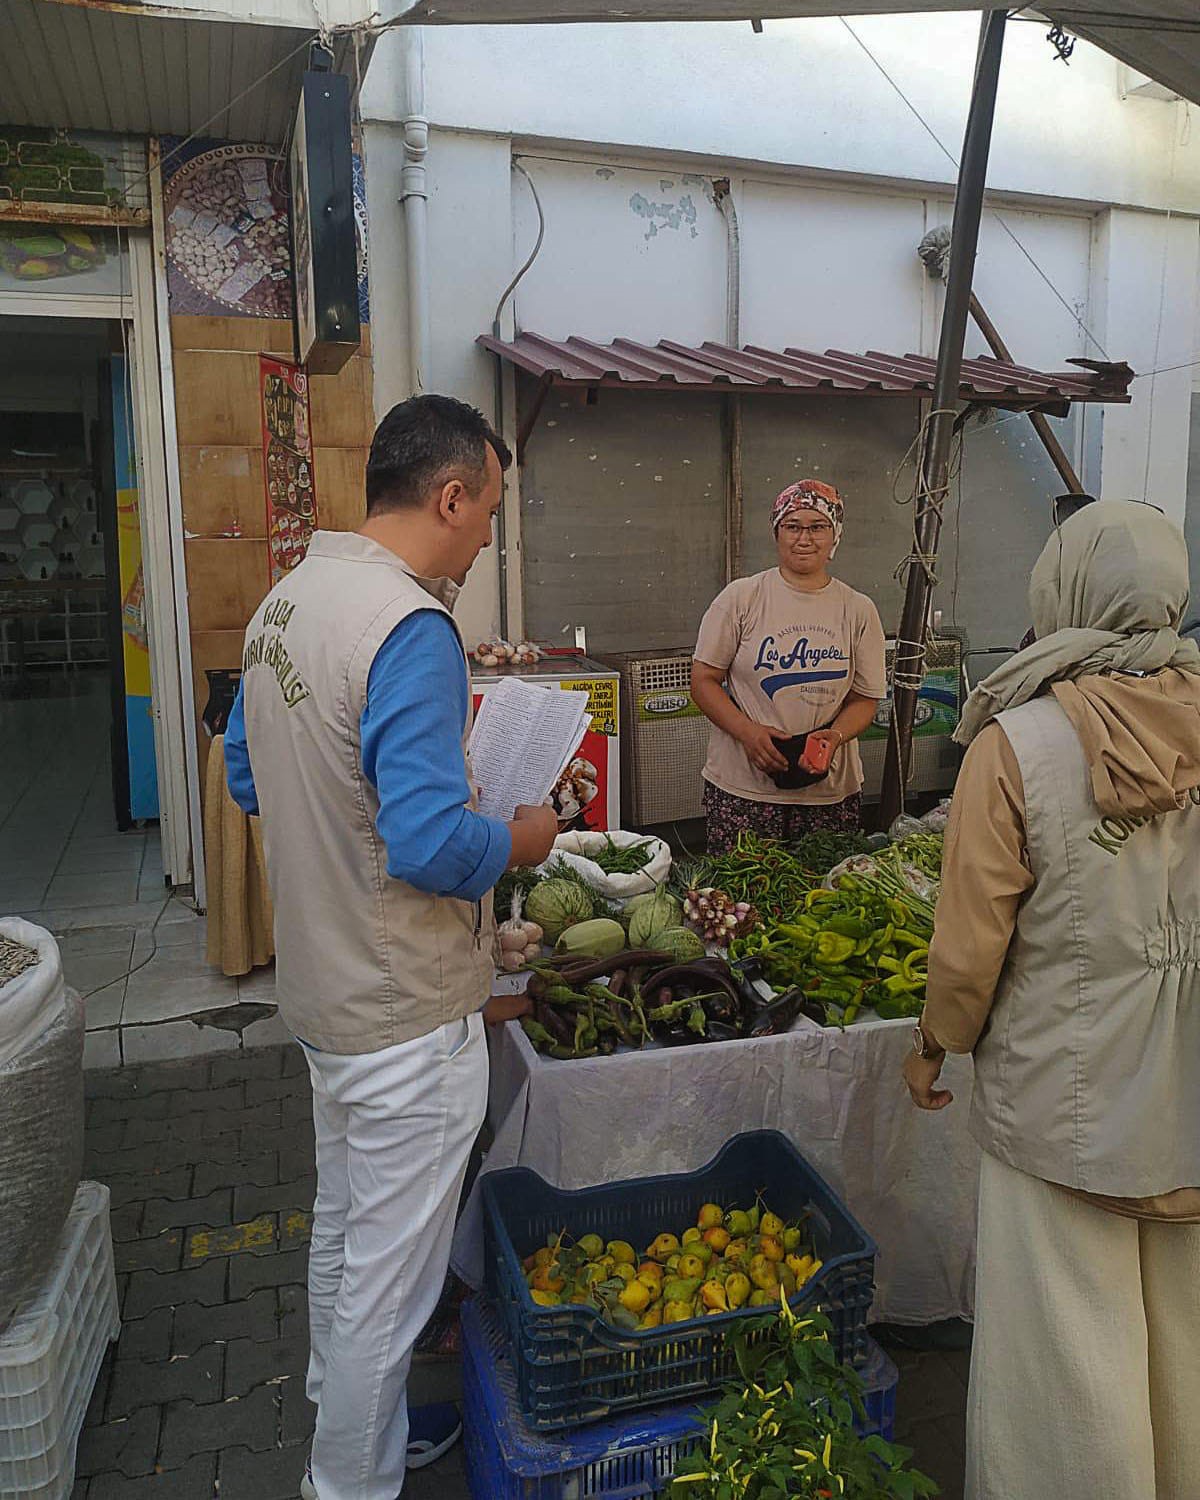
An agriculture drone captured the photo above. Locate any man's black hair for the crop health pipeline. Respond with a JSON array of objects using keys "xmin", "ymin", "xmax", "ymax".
[{"xmin": 365, "ymin": 394, "xmax": 512, "ymax": 515}]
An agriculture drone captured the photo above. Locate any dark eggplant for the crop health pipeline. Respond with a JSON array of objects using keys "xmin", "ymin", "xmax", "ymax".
[{"xmin": 746, "ymin": 985, "xmax": 808, "ymax": 1038}]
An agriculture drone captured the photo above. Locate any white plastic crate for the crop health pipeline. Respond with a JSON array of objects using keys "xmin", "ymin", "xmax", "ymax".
[{"xmin": 0, "ymin": 1182, "xmax": 120, "ymax": 1500}]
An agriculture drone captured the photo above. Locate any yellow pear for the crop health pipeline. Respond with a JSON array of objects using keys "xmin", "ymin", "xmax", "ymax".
[
  {"xmin": 697, "ymin": 1203, "xmax": 724, "ymax": 1231},
  {"xmin": 619, "ymin": 1279, "xmax": 652, "ymax": 1315},
  {"xmin": 726, "ymin": 1272, "xmax": 752, "ymax": 1309}
]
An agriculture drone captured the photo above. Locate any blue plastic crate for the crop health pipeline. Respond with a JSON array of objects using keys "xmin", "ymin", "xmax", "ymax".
[
  {"xmin": 481, "ymin": 1130, "xmax": 877, "ymax": 1432},
  {"xmin": 462, "ymin": 1297, "xmax": 897, "ymax": 1500}
]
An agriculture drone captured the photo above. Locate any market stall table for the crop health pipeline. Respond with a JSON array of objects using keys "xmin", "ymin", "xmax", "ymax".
[{"xmin": 453, "ymin": 1014, "xmax": 979, "ymax": 1325}]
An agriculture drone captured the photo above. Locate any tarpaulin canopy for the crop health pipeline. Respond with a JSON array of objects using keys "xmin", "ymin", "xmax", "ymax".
[{"xmin": 386, "ymin": 1, "xmax": 1200, "ymax": 110}]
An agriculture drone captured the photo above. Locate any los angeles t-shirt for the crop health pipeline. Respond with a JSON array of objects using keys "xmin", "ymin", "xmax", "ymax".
[{"xmin": 694, "ymin": 569, "xmax": 887, "ymax": 805}]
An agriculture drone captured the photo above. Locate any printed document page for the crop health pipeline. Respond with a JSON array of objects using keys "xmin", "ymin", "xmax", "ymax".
[{"xmin": 468, "ymin": 676, "xmax": 591, "ymax": 822}]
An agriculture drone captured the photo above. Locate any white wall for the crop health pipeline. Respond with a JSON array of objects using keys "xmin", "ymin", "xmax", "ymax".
[
  {"xmin": 360, "ymin": 15, "xmax": 1200, "ymax": 634},
  {"xmin": 363, "ymin": 15, "xmax": 1200, "ymax": 213}
]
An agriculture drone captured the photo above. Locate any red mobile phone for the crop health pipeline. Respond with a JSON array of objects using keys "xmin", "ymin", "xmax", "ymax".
[{"xmin": 799, "ymin": 733, "xmax": 833, "ymax": 775}]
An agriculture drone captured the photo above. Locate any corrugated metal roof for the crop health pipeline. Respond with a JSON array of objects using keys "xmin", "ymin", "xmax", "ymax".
[
  {"xmin": 391, "ymin": 1, "xmax": 1200, "ymax": 111},
  {"xmin": 478, "ymin": 332, "xmax": 1134, "ymax": 406},
  {"xmin": 0, "ymin": 1, "xmax": 363, "ymax": 144}
]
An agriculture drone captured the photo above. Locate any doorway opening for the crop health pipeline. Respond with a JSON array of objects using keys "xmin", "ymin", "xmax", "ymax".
[{"xmin": 0, "ymin": 315, "xmax": 164, "ymax": 921}]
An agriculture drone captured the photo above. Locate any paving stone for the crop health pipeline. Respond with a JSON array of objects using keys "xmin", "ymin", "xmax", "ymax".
[
  {"xmin": 244, "ymin": 1076, "xmax": 308, "ymax": 1106},
  {"xmin": 75, "ymin": 1407, "xmax": 161, "ymax": 1478},
  {"xmin": 219, "ymin": 1443, "xmax": 309, "ymax": 1500},
  {"xmin": 88, "ymin": 1091, "xmax": 174, "ymax": 1126},
  {"xmin": 277, "ymin": 1139, "xmax": 316, "ymax": 1184},
  {"xmin": 108, "ymin": 1345, "xmax": 224, "ymax": 1419},
  {"xmin": 87, "ymin": 1059, "xmax": 212, "ymax": 1100},
  {"xmin": 277, "ymin": 1283, "xmax": 308, "ymax": 1337},
  {"xmin": 173, "ymin": 1288, "xmax": 278, "ymax": 1356},
  {"xmin": 279, "ymin": 1211, "xmax": 312, "ymax": 1250},
  {"xmin": 229, "ymin": 1246, "xmax": 309, "ymax": 1300},
  {"xmin": 102, "ymin": 1168, "xmax": 194, "ymax": 1210},
  {"xmin": 281, "ymin": 1046, "xmax": 309, "ymax": 1077},
  {"xmin": 114, "ymin": 1308, "xmax": 173, "ymax": 1362},
  {"xmin": 83, "ymin": 1350, "xmax": 114, "ymax": 1428},
  {"xmin": 279, "ymin": 1375, "xmax": 316, "ymax": 1445},
  {"xmin": 233, "ymin": 1179, "xmax": 315, "ymax": 1222},
  {"xmin": 159, "ymin": 1385, "xmax": 278, "ymax": 1467},
  {"xmin": 90, "ymin": 1132, "xmax": 243, "ymax": 1179},
  {"xmin": 169, "ymin": 1082, "xmax": 245, "ymax": 1115},
  {"xmin": 224, "ymin": 1333, "xmax": 310, "ymax": 1398},
  {"xmin": 88, "ymin": 1456, "xmax": 217, "ymax": 1500},
  {"xmin": 130, "ymin": 1100, "xmax": 281, "ymax": 1148},
  {"xmin": 280, "ymin": 1091, "xmax": 313, "ymax": 1127},
  {"xmin": 124, "ymin": 1258, "xmax": 227, "ymax": 1319},
  {"xmin": 114, "ymin": 1230, "xmax": 184, "ymax": 1275},
  {"xmin": 108, "ymin": 1201, "xmax": 145, "ymax": 1243},
  {"xmin": 185, "ymin": 1215, "xmax": 277, "ymax": 1263},
  {"xmin": 194, "ymin": 1152, "xmax": 278, "ymax": 1198},
  {"xmin": 143, "ymin": 1188, "xmax": 233, "ymax": 1236},
  {"xmin": 84, "ymin": 1122, "xmax": 128, "ymax": 1158},
  {"xmin": 210, "ymin": 1047, "xmax": 287, "ymax": 1087}
]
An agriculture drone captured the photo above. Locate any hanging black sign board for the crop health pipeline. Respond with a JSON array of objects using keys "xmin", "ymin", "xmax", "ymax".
[{"xmin": 290, "ymin": 65, "xmax": 360, "ymax": 375}]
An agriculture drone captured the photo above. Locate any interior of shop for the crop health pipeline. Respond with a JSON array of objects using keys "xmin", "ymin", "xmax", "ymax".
[{"xmin": 0, "ymin": 315, "xmax": 163, "ymax": 922}]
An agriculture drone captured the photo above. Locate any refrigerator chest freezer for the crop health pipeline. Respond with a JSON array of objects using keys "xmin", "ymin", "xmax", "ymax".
[{"xmin": 470, "ymin": 654, "xmax": 620, "ymax": 832}]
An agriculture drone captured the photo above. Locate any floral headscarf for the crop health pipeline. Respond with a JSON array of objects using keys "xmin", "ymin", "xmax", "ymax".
[{"xmin": 771, "ymin": 480, "xmax": 845, "ymax": 556}]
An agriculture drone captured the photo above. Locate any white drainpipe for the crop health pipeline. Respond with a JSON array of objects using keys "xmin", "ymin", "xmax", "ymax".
[{"xmin": 399, "ymin": 28, "xmax": 431, "ymax": 396}]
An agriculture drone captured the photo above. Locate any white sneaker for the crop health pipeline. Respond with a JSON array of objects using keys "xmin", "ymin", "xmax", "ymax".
[{"xmin": 299, "ymin": 1460, "xmax": 318, "ymax": 1500}]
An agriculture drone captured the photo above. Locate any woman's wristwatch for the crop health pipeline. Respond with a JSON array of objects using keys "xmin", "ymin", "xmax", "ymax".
[{"xmin": 912, "ymin": 1022, "xmax": 945, "ymax": 1060}]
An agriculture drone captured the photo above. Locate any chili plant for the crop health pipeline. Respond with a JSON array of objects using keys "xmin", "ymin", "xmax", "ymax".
[{"xmin": 673, "ymin": 1299, "xmax": 938, "ymax": 1499}]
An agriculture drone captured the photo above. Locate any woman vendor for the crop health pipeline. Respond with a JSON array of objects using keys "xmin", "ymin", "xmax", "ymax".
[{"xmin": 691, "ymin": 480, "xmax": 886, "ymax": 855}]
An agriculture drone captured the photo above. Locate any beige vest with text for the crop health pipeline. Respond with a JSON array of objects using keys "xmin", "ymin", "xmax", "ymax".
[
  {"xmin": 240, "ymin": 531, "xmax": 495, "ymax": 1055},
  {"xmin": 972, "ymin": 695, "xmax": 1200, "ymax": 1196}
]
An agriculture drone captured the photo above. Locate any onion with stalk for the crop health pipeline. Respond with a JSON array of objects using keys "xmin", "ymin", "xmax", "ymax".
[{"xmin": 683, "ymin": 887, "xmax": 758, "ymax": 946}]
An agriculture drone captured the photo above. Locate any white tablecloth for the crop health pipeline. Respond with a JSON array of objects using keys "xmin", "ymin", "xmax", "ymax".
[{"xmin": 452, "ymin": 1015, "xmax": 980, "ymax": 1325}]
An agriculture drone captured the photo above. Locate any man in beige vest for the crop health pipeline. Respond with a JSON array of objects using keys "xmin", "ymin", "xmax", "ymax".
[
  {"xmin": 904, "ymin": 501, "xmax": 1200, "ymax": 1499},
  {"xmin": 224, "ymin": 396, "xmax": 558, "ymax": 1499}
]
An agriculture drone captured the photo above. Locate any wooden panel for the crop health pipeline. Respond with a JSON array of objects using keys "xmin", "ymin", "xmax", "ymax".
[
  {"xmin": 309, "ymin": 354, "xmax": 373, "ymax": 448},
  {"xmin": 185, "ymin": 538, "xmax": 270, "ymax": 633},
  {"xmin": 313, "ymin": 446, "xmax": 366, "ymax": 532},
  {"xmin": 179, "ymin": 445, "xmax": 267, "ymax": 540},
  {"xmin": 173, "ymin": 351, "xmax": 263, "ymax": 447},
  {"xmin": 190, "ymin": 628, "xmax": 246, "ymax": 794},
  {"xmin": 171, "ymin": 315, "xmax": 293, "ymax": 355}
]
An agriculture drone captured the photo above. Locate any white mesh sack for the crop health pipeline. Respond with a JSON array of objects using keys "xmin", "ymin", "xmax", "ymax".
[{"xmin": 0, "ymin": 923, "xmax": 84, "ymax": 1332}]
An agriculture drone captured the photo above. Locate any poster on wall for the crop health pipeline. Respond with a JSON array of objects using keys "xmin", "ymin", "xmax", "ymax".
[
  {"xmin": 111, "ymin": 356, "xmax": 159, "ymax": 821},
  {"xmin": 158, "ymin": 134, "xmax": 370, "ymax": 322},
  {"xmin": 0, "ymin": 126, "xmax": 147, "ymax": 216},
  {"xmin": 260, "ymin": 355, "xmax": 317, "ymax": 584},
  {"xmin": 161, "ymin": 138, "xmax": 293, "ymax": 318},
  {"xmin": 0, "ymin": 222, "xmax": 128, "ymax": 296}
]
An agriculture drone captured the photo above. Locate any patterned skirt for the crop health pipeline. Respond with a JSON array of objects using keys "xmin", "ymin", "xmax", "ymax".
[{"xmin": 702, "ymin": 781, "xmax": 864, "ymax": 857}]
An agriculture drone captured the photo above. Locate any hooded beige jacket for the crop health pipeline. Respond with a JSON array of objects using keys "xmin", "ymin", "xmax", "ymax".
[{"xmin": 924, "ymin": 669, "xmax": 1200, "ymax": 1221}]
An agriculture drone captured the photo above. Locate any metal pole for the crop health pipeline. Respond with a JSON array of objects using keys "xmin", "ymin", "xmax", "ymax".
[
  {"xmin": 879, "ymin": 8, "xmax": 1007, "ymax": 827},
  {"xmin": 967, "ymin": 291, "xmax": 1084, "ymax": 494}
]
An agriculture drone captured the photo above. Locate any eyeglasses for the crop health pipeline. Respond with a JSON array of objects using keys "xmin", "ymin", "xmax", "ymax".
[{"xmin": 779, "ymin": 521, "xmax": 834, "ymax": 539}]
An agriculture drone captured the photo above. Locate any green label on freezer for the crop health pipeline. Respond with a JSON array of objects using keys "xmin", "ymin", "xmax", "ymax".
[
  {"xmin": 862, "ymin": 667, "xmax": 961, "ymax": 741},
  {"xmin": 637, "ymin": 689, "xmax": 703, "ymax": 723}
]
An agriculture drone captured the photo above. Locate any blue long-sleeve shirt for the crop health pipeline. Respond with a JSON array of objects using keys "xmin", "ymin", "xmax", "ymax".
[{"xmin": 224, "ymin": 610, "xmax": 511, "ymax": 902}]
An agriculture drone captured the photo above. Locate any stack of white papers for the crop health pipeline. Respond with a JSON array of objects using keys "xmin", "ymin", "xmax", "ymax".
[{"xmin": 468, "ymin": 676, "xmax": 591, "ymax": 822}]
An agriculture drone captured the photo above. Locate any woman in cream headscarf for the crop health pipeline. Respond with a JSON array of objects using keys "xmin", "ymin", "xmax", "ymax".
[{"xmin": 904, "ymin": 500, "xmax": 1200, "ymax": 1500}]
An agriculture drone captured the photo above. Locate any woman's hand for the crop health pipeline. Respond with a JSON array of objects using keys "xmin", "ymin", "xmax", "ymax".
[{"xmin": 740, "ymin": 722, "xmax": 789, "ymax": 775}]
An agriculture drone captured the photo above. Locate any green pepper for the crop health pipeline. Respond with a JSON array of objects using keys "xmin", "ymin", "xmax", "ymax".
[
  {"xmin": 822, "ymin": 914, "xmax": 871, "ymax": 940},
  {"xmin": 901, "ymin": 946, "xmax": 930, "ymax": 982},
  {"xmin": 881, "ymin": 972, "xmax": 924, "ymax": 997},
  {"xmin": 814, "ymin": 932, "xmax": 856, "ymax": 965},
  {"xmin": 877, "ymin": 954, "xmax": 904, "ymax": 975},
  {"xmin": 805, "ymin": 889, "xmax": 841, "ymax": 910},
  {"xmin": 893, "ymin": 929, "xmax": 931, "ymax": 951}
]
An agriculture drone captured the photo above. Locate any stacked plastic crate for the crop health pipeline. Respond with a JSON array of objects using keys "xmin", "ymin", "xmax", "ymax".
[{"xmin": 468, "ymin": 1129, "xmax": 894, "ymax": 1500}]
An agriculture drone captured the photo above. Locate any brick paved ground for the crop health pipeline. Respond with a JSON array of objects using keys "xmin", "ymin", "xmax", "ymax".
[{"xmin": 76, "ymin": 1045, "xmax": 966, "ymax": 1499}]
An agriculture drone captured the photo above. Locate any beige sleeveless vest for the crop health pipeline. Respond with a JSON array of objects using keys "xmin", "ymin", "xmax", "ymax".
[
  {"xmin": 971, "ymin": 695, "xmax": 1200, "ymax": 1196},
  {"xmin": 239, "ymin": 531, "xmax": 495, "ymax": 1055}
]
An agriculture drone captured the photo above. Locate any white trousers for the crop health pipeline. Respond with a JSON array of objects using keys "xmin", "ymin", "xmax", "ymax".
[
  {"xmin": 967, "ymin": 1151, "xmax": 1200, "ymax": 1500},
  {"xmin": 304, "ymin": 1012, "xmax": 488, "ymax": 1500}
]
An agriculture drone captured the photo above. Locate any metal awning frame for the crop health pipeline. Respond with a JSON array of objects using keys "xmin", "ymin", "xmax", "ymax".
[{"xmin": 486, "ymin": 335, "xmax": 1132, "ymax": 462}]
